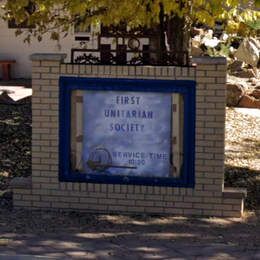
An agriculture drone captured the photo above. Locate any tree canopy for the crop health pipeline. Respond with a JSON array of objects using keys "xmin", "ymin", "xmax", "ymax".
[{"xmin": 1, "ymin": 0, "xmax": 259, "ymax": 41}]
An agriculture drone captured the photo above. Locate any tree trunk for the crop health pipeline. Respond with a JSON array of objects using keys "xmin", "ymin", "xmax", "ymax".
[
  {"xmin": 149, "ymin": 3, "xmax": 166, "ymax": 65},
  {"xmin": 166, "ymin": 15, "xmax": 191, "ymax": 66},
  {"xmin": 149, "ymin": 4, "xmax": 191, "ymax": 66}
]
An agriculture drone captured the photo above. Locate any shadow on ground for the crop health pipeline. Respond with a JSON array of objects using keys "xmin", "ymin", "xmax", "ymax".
[
  {"xmin": 0, "ymin": 209, "xmax": 259, "ymax": 259},
  {"xmin": 0, "ymin": 100, "xmax": 31, "ymax": 191},
  {"xmin": 225, "ymin": 165, "xmax": 260, "ymax": 210},
  {"xmin": 0, "ymin": 80, "xmax": 32, "ymax": 210},
  {"xmin": 226, "ymin": 138, "xmax": 260, "ymax": 161}
]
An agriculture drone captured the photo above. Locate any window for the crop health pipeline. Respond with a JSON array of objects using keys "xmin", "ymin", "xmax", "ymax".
[{"xmin": 59, "ymin": 77, "xmax": 195, "ymax": 187}]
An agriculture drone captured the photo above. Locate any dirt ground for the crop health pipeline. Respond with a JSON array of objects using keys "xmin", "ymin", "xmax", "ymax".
[
  {"xmin": 225, "ymin": 107, "xmax": 260, "ymax": 171},
  {"xmin": 0, "ymin": 210, "xmax": 259, "ymax": 259}
]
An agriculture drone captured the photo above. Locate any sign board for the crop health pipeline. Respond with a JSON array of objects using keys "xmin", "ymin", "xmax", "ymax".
[
  {"xmin": 83, "ymin": 91, "xmax": 172, "ymax": 177},
  {"xmin": 59, "ymin": 77, "xmax": 196, "ymax": 187}
]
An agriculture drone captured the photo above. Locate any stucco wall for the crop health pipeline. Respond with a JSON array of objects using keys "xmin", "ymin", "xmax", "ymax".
[
  {"xmin": 0, "ymin": 19, "xmax": 150, "ymax": 79},
  {"xmin": 0, "ymin": 20, "xmax": 74, "ymax": 78}
]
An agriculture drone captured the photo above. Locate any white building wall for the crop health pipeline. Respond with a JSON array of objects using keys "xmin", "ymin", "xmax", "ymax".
[
  {"xmin": 0, "ymin": 17, "xmax": 149, "ymax": 79},
  {"xmin": 0, "ymin": 19, "xmax": 78, "ymax": 78}
]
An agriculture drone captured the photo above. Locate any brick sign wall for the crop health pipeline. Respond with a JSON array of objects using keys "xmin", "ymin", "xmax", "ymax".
[{"xmin": 12, "ymin": 54, "xmax": 246, "ymax": 217}]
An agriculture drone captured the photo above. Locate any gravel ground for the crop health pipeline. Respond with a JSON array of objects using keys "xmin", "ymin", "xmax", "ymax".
[
  {"xmin": 0, "ymin": 101, "xmax": 31, "ymax": 191},
  {"xmin": 225, "ymin": 107, "xmax": 260, "ymax": 171},
  {"xmin": 225, "ymin": 107, "xmax": 260, "ymax": 209}
]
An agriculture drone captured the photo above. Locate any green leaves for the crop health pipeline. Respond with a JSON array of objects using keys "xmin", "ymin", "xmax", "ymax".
[
  {"xmin": 50, "ymin": 31, "xmax": 59, "ymax": 41},
  {"xmin": 1, "ymin": 0, "xmax": 259, "ymax": 42},
  {"xmin": 255, "ymin": 0, "xmax": 260, "ymax": 8}
]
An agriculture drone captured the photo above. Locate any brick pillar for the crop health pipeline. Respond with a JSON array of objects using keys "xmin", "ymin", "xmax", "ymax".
[
  {"xmin": 30, "ymin": 54, "xmax": 66, "ymax": 208},
  {"xmin": 193, "ymin": 57, "xmax": 227, "ymax": 195},
  {"xmin": 193, "ymin": 57, "xmax": 246, "ymax": 217}
]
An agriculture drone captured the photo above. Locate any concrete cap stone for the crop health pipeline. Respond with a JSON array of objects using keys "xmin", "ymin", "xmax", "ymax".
[
  {"xmin": 10, "ymin": 176, "xmax": 32, "ymax": 189},
  {"xmin": 30, "ymin": 53, "xmax": 67, "ymax": 62},
  {"xmin": 192, "ymin": 56, "xmax": 227, "ymax": 65},
  {"xmin": 223, "ymin": 187, "xmax": 247, "ymax": 199}
]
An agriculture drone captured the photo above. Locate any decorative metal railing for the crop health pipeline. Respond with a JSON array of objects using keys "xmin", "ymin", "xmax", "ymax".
[{"xmin": 71, "ymin": 48, "xmax": 190, "ymax": 66}]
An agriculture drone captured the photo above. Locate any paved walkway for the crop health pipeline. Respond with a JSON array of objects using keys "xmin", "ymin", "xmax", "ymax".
[
  {"xmin": 0, "ymin": 209, "xmax": 259, "ymax": 259},
  {"xmin": 0, "ymin": 79, "xmax": 32, "ymax": 104}
]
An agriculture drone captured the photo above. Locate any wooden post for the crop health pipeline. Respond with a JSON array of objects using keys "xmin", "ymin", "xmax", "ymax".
[
  {"xmin": 171, "ymin": 94, "xmax": 184, "ymax": 178},
  {"xmin": 0, "ymin": 60, "xmax": 16, "ymax": 81},
  {"xmin": 76, "ymin": 91, "xmax": 83, "ymax": 171}
]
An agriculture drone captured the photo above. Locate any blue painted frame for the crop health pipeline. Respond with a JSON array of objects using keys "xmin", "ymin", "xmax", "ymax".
[{"xmin": 59, "ymin": 77, "xmax": 196, "ymax": 187}]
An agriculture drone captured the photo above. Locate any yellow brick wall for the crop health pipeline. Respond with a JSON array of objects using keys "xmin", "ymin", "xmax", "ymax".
[{"xmin": 12, "ymin": 54, "xmax": 245, "ymax": 217}]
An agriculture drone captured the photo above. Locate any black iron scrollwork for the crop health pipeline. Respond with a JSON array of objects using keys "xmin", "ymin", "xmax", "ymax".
[
  {"xmin": 74, "ymin": 54, "xmax": 101, "ymax": 64},
  {"xmin": 71, "ymin": 49, "xmax": 189, "ymax": 66}
]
